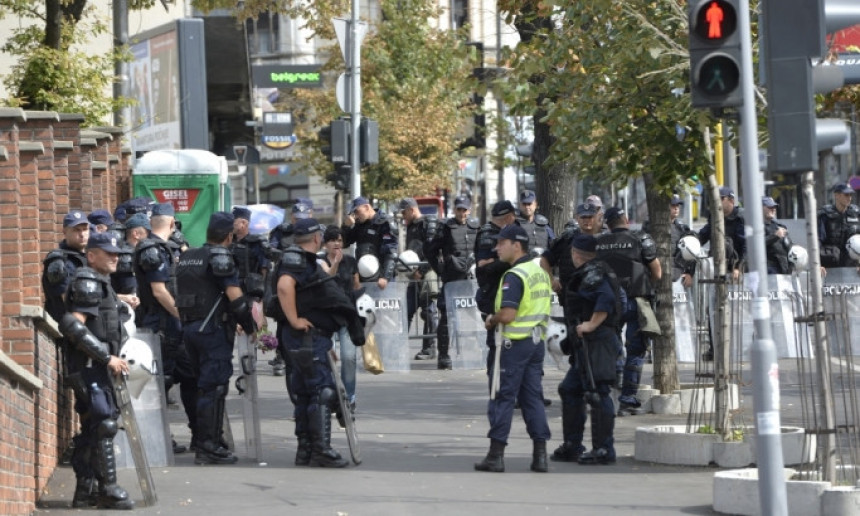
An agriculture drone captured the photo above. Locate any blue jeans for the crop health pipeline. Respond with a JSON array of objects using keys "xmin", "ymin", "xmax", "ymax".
[{"xmin": 336, "ymin": 326, "xmax": 357, "ymax": 402}]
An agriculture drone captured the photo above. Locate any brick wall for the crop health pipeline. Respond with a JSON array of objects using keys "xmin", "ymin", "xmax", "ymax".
[{"xmin": 0, "ymin": 108, "xmax": 131, "ymax": 515}]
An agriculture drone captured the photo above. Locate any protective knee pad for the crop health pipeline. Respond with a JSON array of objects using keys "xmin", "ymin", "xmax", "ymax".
[
  {"xmin": 96, "ymin": 419, "xmax": 118, "ymax": 439},
  {"xmin": 214, "ymin": 383, "xmax": 229, "ymax": 400},
  {"xmin": 318, "ymin": 386, "xmax": 338, "ymax": 409}
]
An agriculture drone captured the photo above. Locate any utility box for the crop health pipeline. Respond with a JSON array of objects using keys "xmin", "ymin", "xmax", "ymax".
[{"xmin": 133, "ymin": 149, "xmax": 229, "ymax": 247}]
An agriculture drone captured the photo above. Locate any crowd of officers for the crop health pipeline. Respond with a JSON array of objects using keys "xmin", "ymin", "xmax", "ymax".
[{"xmin": 41, "ymin": 181, "xmax": 860, "ymax": 507}]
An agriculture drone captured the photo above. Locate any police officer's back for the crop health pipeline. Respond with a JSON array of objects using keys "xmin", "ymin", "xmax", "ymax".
[
  {"xmin": 474, "ymin": 200, "xmax": 518, "ymax": 315},
  {"xmin": 541, "ymin": 203, "xmax": 600, "ymax": 297},
  {"xmin": 175, "ymin": 212, "xmax": 257, "ymax": 465}
]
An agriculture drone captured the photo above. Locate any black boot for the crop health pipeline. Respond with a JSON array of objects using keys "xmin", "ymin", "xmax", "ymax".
[
  {"xmin": 474, "ymin": 439, "xmax": 505, "ymax": 472},
  {"xmin": 551, "ymin": 401, "xmax": 585, "ymax": 462},
  {"xmin": 531, "ymin": 441, "xmax": 548, "ymax": 472},
  {"xmin": 437, "ymin": 340, "xmax": 452, "ymax": 370},
  {"xmin": 93, "ymin": 436, "xmax": 134, "ymax": 510},
  {"xmin": 71, "ymin": 476, "xmax": 97, "ymax": 508},
  {"xmin": 295, "ymin": 434, "xmax": 312, "ymax": 466},
  {"xmin": 308, "ymin": 405, "xmax": 348, "ymax": 468},
  {"xmin": 551, "ymin": 441, "xmax": 585, "ymax": 462},
  {"xmin": 194, "ymin": 386, "xmax": 237, "ymax": 465}
]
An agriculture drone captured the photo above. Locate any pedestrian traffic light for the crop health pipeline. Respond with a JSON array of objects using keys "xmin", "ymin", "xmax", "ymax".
[
  {"xmin": 761, "ymin": 0, "xmax": 860, "ymax": 174},
  {"xmin": 326, "ymin": 163, "xmax": 351, "ymax": 191},
  {"xmin": 688, "ymin": 0, "xmax": 743, "ymax": 109},
  {"xmin": 317, "ymin": 119, "xmax": 350, "ymax": 164}
]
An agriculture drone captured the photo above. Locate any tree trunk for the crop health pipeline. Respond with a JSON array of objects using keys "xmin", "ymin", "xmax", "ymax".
[{"xmin": 644, "ymin": 174, "xmax": 680, "ymax": 394}]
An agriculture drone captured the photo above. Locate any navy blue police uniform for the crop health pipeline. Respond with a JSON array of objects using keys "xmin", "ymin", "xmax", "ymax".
[
  {"xmin": 57, "ymin": 233, "xmax": 134, "ymax": 509},
  {"xmin": 553, "ymin": 235, "xmax": 622, "ymax": 464}
]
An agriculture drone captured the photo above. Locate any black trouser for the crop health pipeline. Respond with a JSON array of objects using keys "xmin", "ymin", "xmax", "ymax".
[{"xmin": 407, "ymin": 280, "xmax": 438, "ymax": 351}]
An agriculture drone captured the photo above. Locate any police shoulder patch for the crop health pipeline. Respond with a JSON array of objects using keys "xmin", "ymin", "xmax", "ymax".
[
  {"xmin": 209, "ymin": 246, "xmax": 236, "ymax": 277},
  {"xmin": 279, "ymin": 247, "xmax": 307, "ymax": 273},
  {"xmin": 466, "ymin": 217, "xmax": 481, "ymax": 230}
]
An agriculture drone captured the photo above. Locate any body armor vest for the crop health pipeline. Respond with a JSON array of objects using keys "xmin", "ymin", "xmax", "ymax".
[
  {"xmin": 42, "ymin": 247, "xmax": 87, "ymax": 321},
  {"xmin": 820, "ymin": 205, "xmax": 860, "ymax": 267},
  {"xmin": 764, "ymin": 219, "xmax": 792, "ymax": 274},
  {"xmin": 440, "ymin": 218, "xmax": 479, "ymax": 281},
  {"xmin": 72, "ymin": 269, "xmax": 126, "ymax": 354},
  {"xmin": 554, "ymin": 229, "xmax": 580, "ymax": 294},
  {"xmin": 134, "ymin": 238, "xmax": 176, "ymax": 315},
  {"xmin": 519, "ymin": 215, "xmax": 551, "ymax": 253},
  {"xmin": 174, "ymin": 246, "xmax": 226, "ymax": 323},
  {"xmin": 564, "ymin": 260, "xmax": 623, "ymax": 331},
  {"xmin": 595, "ymin": 230, "xmax": 651, "ymax": 298}
]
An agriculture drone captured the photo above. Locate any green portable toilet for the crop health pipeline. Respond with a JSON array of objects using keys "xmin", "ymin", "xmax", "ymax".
[{"xmin": 133, "ymin": 150, "xmax": 229, "ymax": 247}]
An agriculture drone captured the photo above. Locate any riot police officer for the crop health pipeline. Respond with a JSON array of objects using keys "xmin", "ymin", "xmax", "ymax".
[
  {"xmin": 476, "ymin": 224, "xmax": 552, "ymax": 473},
  {"xmin": 124, "ymin": 213, "xmax": 150, "ymax": 248},
  {"xmin": 230, "ymin": 206, "xmax": 270, "ymax": 299},
  {"xmin": 698, "ymin": 186, "xmax": 746, "ymax": 281},
  {"xmin": 42, "ymin": 210, "xmax": 90, "ymax": 322},
  {"xmin": 595, "ymin": 207, "xmax": 661, "ymax": 415},
  {"xmin": 342, "ymin": 196, "xmax": 398, "ymax": 289},
  {"xmin": 552, "ymin": 234, "xmax": 622, "ymax": 465},
  {"xmin": 763, "ymin": 196, "xmax": 793, "ymax": 274},
  {"xmin": 819, "ymin": 183, "xmax": 860, "ymax": 269},
  {"xmin": 517, "ymin": 189, "xmax": 555, "ymax": 257},
  {"xmin": 274, "ymin": 218, "xmax": 366, "ymax": 468},
  {"xmin": 642, "ymin": 194, "xmax": 697, "ymax": 287},
  {"xmin": 88, "ymin": 209, "xmax": 114, "ymax": 233},
  {"xmin": 399, "ymin": 197, "xmax": 439, "ymax": 360},
  {"xmin": 473, "ymin": 200, "xmax": 518, "ymax": 368},
  {"xmin": 133, "ymin": 202, "xmax": 195, "ymax": 453},
  {"xmin": 175, "ymin": 212, "xmax": 257, "ymax": 465},
  {"xmin": 57, "ymin": 232, "xmax": 134, "ymax": 509},
  {"xmin": 541, "ymin": 203, "xmax": 601, "ymax": 298},
  {"xmin": 424, "ymin": 195, "xmax": 480, "ymax": 369}
]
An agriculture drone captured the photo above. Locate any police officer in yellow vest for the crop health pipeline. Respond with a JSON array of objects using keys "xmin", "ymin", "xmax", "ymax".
[{"xmin": 476, "ymin": 224, "xmax": 552, "ymax": 473}]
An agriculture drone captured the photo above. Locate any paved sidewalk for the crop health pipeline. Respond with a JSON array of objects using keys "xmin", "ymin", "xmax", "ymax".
[{"xmin": 37, "ymin": 350, "xmax": 719, "ymax": 516}]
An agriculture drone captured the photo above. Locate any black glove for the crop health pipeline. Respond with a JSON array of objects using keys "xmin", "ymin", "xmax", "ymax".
[{"xmin": 229, "ymin": 296, "xmax": 258, "ymax": 335}]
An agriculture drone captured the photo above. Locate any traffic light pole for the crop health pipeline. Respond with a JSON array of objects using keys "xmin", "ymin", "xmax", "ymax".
[
  {"xmin": 349, "ymin": 0, "xmax": 361, "ymax": 198},
  {"xmin": 737, "ymin": 1, "xmax": 788, "ymax": 514}
]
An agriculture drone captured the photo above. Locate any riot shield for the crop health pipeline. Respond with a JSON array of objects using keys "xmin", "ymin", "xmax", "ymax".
[
  {"xmin": 546, "ymin": 292, "xmax": 566, "ymax": 368},
  {"xmin": 328, "ymin": 350, "xmax": 361, "ymax": 465},
  {"xmin": 720, "ymin": 274, "xmax": 802, "ymax": 360},
  {"xmin": 114, "ymin": 328, "xmax": 173, "ymax": 469},
  {"xmin": 820, "ymin": 267, "xmax": 860, "ymax": 356},
  {"xmin": 673, "ymin": 281, "xmax": 697, "ymax": 363},
  {"xmin": 443, "ymin": 279, "xmax": 486, "ymax": 370},
  {"xmin": 112, "ymin": 374, "xmax": 157, "ymax": 506},
  {"xmin": 236, "ymin": 334, "xmax": 263, "ymax": 461},
  {"xmin": 361, "ymin": 281, "xmax": 410, "ymax": 371}
]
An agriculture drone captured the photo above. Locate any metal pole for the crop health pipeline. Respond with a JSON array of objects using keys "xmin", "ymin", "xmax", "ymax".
[
  {"xmin": 738, "ymin": 1, "xmax": 788, "ymax": 513},
  {"xmin": 113, "ymin": 0, "xmax": 129, "ymax": 128},
  {"xmin": 349, "ymin": 0, "xmax": 361, "ymax": 199},
  {"xmin": 801, "ymin": 172, "xmax": 837, "ymax": 482}
]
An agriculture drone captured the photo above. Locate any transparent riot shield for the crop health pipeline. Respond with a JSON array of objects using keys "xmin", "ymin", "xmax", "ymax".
[
  {"xmin": 236, "ymin": 334, "xmax": 263, "ymax": 461},
  {"xmin": 673, "ymin": 281, "xmax": 697, "ymax": 363},
  {"xmin": 361, "ymin": 281, "xmax": 410, "ymax": 371},
  {"xmin": 546, "ymin": 292, "xmax": 566, "ymax": 368},
  {"xmin": 721, "ymin": 274, "xmax": 802, "ymax": 360},
  {"xmin": 443, "ymin": 279, "xmax": 486, "ymax": 370},
  {"xmin": 821, "ymin": 268, "xmax": 860, "ymax": 356},
  {"xmin": 114, "ymin": 328, "xmax": 173, "ymax": 468}
]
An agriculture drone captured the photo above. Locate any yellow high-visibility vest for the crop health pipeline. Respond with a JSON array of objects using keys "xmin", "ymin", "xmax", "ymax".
[{"xmin": 494, "ymin": 259, "xmax": 552, "ymax": 341}]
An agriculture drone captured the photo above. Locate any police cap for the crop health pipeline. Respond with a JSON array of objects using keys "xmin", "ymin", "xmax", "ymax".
[
  {"xmin": 604, "ymin": 206, "xmax": 626, "ymax": 224},
  {"xmin": 492, "ymin": 224, "xmax": 529, "ymax": 244},
  {"xmin": 208, "ymin": 211, "xmax": 234, "ymax": 233},
  {"xmin": 88, "ymin": 209, "xmax": 114, "ymax": 226},
  {"xmin": 398, "ymin": 197, "xmax": 418, "ymax": 211},
  {"xmin": 151, "ymin": 203, "xmax": 175, "ymax": 217},
  {"xmin": 570, "ymin": 234, "xmax": 597, "ymax": 253},
  {"xmin": 294, "ymin": 218, "xmax": 322, "ymax": 236},
  {"xmin": 519, "ymin": 190, "xmax": 536, "ymax": 203},
  {"xmin": 63, "ymin": 209, "xmax": 89, "ymax": 227},
  {"xmin": 124, "ymin": 213, "xmax": 151, "ymax": 231},
  {"xmin": 491, "ymin": 200, "xmax": 516, "ymax": 217},
  {"xmin": 576, "ymin": 203, "xmax": 597, "ymax": 217},
  {"xmin": 87, "ymin": 232, "xmax": 123, "ymax": 253}
]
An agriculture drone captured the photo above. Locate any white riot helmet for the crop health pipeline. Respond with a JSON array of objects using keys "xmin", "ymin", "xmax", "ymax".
[
  {"xmin": 357, "ymin": 254, "xmax": 380, "ymax": 280},
  {"xmin": 545, "ymin": 318, "xmax": 568, "ymax": 370},
  {"xmin": 121, "ymin": 300, "xmax": 136, "ymax": 337},
  {"xmin": 119, "ymin": 338, "xmax": 155, "ymax": 398},
  {"xmin": 398, "ymin": 250, "xmax": 420, "ymax": 272},
  {"xmin": 787, "ymin": 245, "xmax": 809, "ymax": 271},
  {"xmin": 847, "ymin": 234, "xmax": 860, "ymax": 262},
  {"xmin": 677, "ymin": 235, "xmax": 702, "ymax": 262}
]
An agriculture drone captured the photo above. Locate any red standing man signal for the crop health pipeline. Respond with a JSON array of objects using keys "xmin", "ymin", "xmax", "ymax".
[{"xmin": 706, "ymin": 1, "xmax": 724, "ymax": 39}]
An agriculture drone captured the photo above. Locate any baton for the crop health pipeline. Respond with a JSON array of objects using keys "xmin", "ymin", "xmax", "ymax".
[
  {"xmin": 490, "ymin": 324, "xmax": 503, "ymax": 400},
  {"xmin": 199, "ymin": 296, "xmax": 224, "ymax": 333}
]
